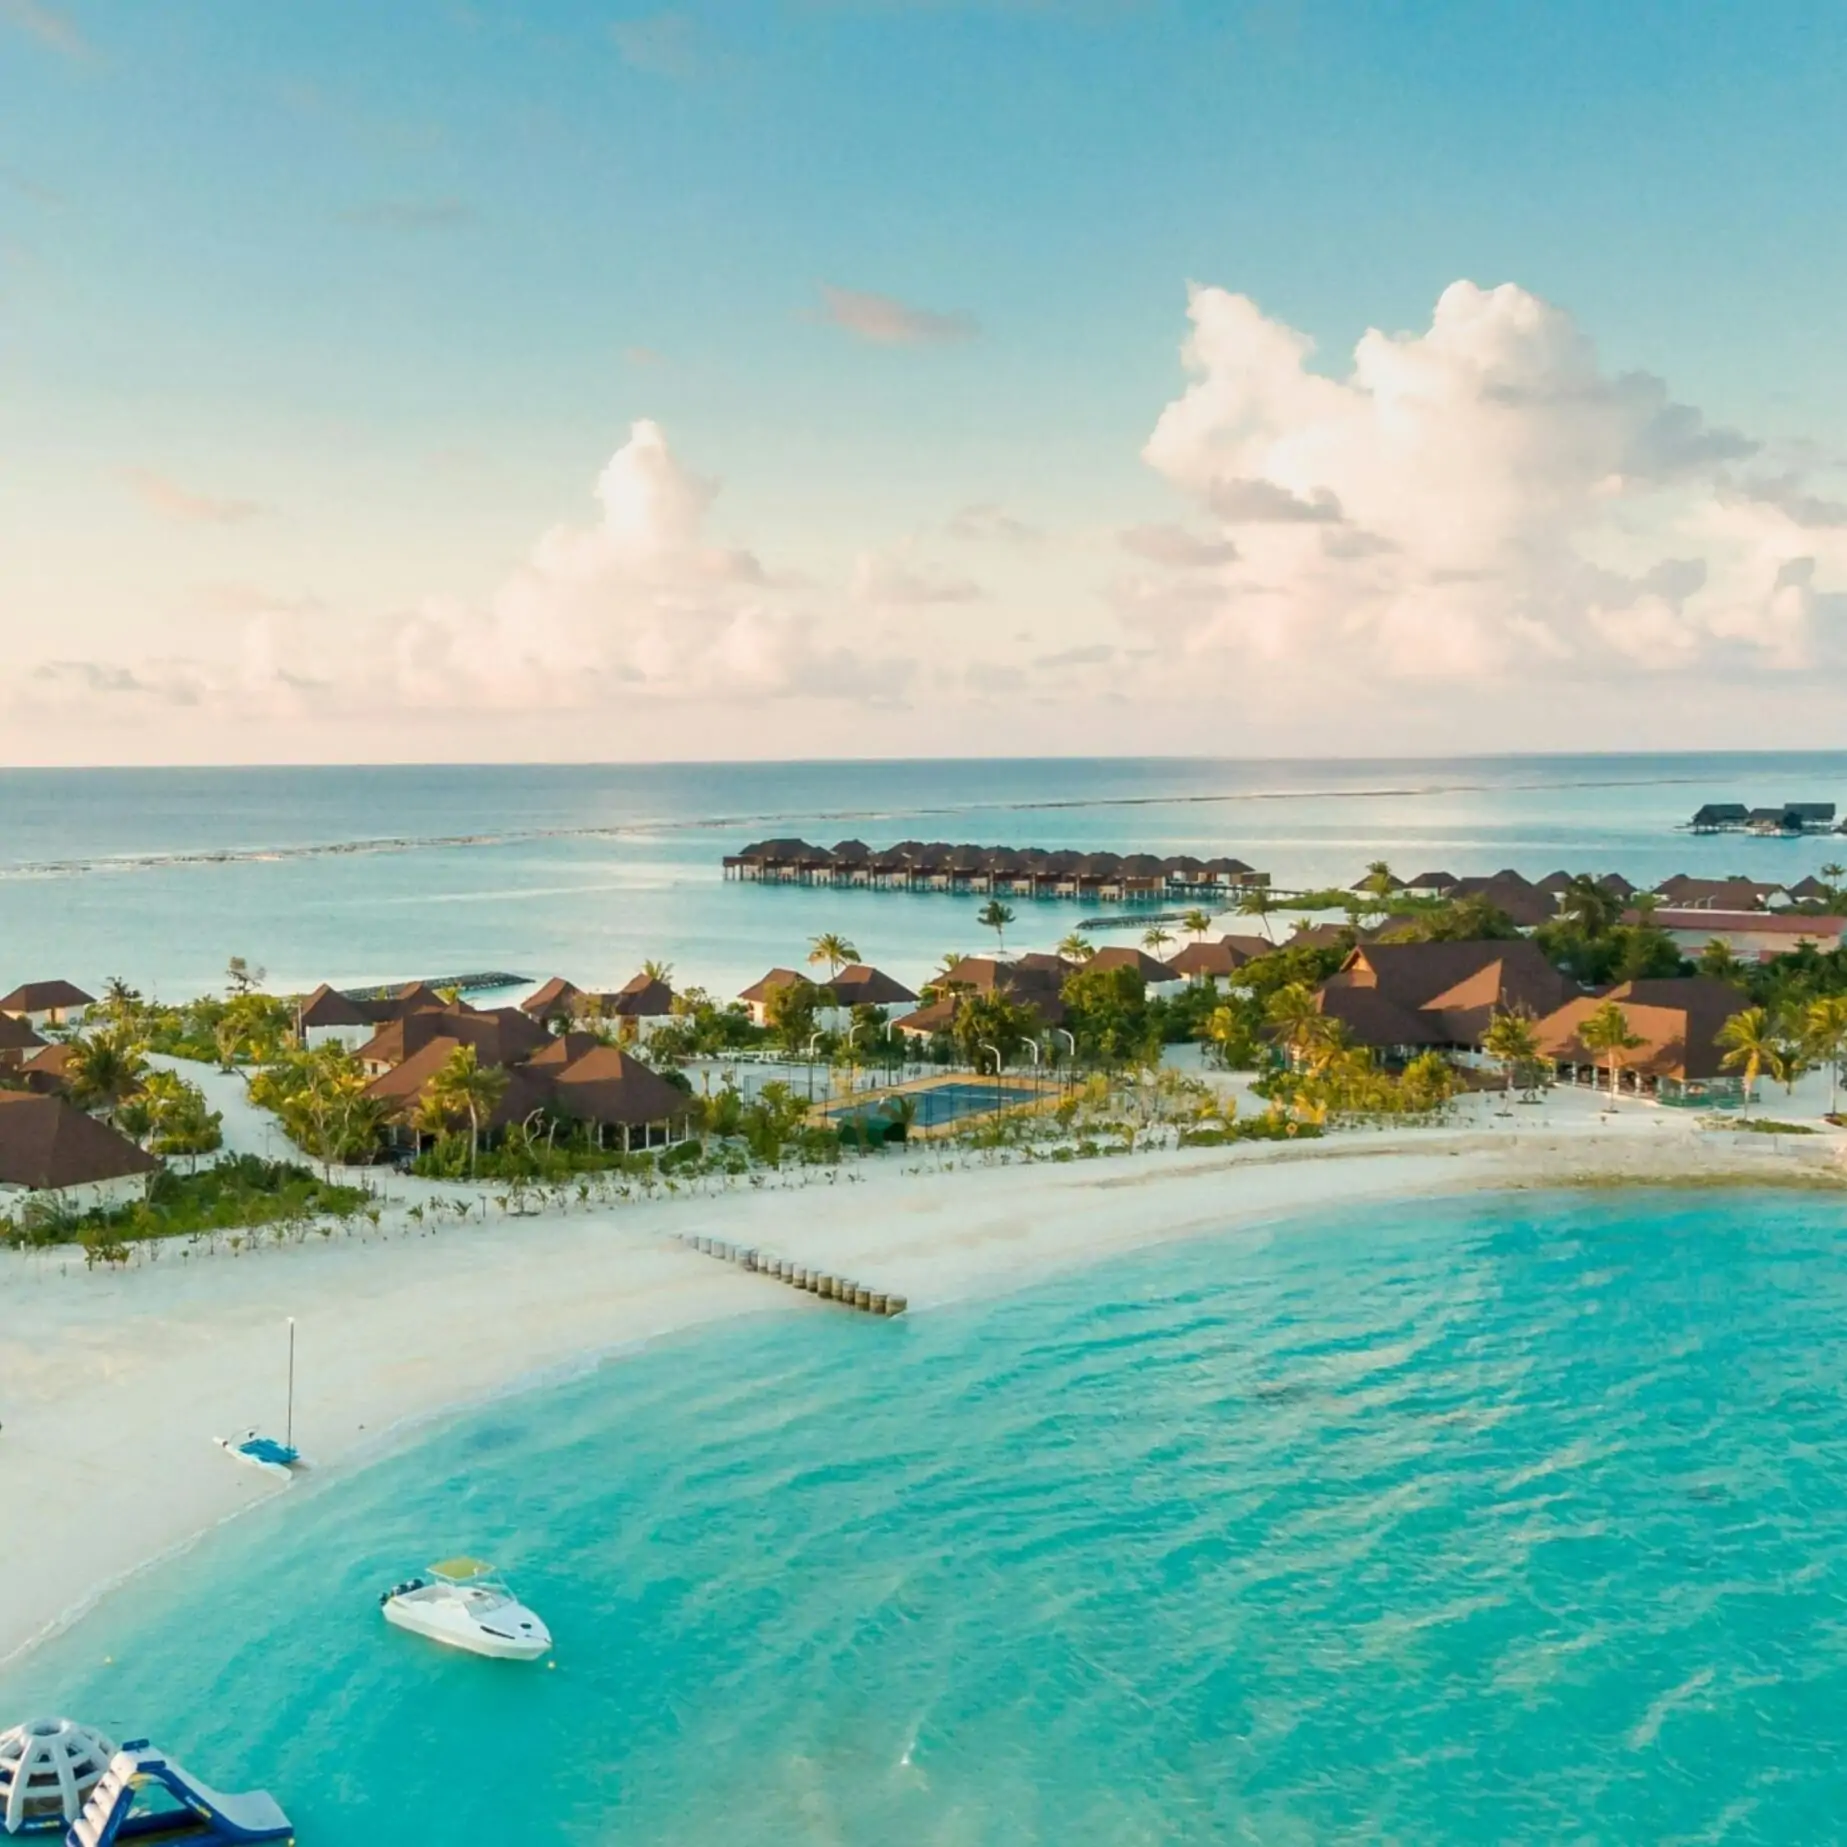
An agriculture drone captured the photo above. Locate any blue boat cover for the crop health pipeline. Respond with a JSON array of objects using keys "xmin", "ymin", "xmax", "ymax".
[{"xmin": 238, "ymin": 1437, "xmax": 299, "ymax": 1467}]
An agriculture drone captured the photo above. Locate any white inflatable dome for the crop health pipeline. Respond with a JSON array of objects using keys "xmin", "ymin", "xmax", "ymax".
[{"xmin": 0, "ymin": 1718, "xmax": 117, "ymax": 1833}]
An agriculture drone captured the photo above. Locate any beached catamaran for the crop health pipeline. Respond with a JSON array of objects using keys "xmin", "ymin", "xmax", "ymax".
[{"xmin": 214, "ymin": 1320, "xmax": 303, "ymax": 1480}]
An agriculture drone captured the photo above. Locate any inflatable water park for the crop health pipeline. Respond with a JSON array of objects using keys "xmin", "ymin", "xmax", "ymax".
[{"xmin": 0, "ymin": 1719, "xmax": 291, "ymax": 1843}]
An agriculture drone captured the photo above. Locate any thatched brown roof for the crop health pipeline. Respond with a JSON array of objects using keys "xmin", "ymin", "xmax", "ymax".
[{"xmin": 0, "ymin": 1093, "xmax": 158, "ymax": 1190}]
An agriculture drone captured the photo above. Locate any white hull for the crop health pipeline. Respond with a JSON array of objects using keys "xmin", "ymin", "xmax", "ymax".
[
  {"xmin": 380, "ymin": 1587, "xmax": 550, "ymax": 1660},
  {"xmin": 213, "ymin": 1435, "xmax": 300, "ymax": 1479}
]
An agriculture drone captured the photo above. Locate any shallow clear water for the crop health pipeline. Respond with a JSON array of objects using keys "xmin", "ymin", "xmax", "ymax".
[
  {"xmin": 8, "ymin": 1188, "xmax": 1847, "ymax": 1843},
  {"xmin": 4, "ymin": 752, "xmax": 1847, "ymax": 998}
]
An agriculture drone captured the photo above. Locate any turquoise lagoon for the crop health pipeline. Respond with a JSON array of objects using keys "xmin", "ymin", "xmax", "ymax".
[
  {"xmin": 6, "ymin": 753, "xmax": 1847, "ymax": 999},
  {"xmin": 7, "ymin": 1188, "xmax": 1847, "ymax": 1842}
]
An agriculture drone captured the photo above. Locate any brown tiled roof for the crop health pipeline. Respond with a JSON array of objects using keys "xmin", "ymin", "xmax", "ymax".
[
  {"xmin": 1319, "ymin": 940, "xmax": 1575, "ymax": 1049},
  {"xmin": 1533, "ymin": 978, "xmax": 1747, "ymax": 1081},
  {"xmin": 297, "ymin": 984, "xmax": 373, "ymax": 1029},
  {"xmin": 0, "ymin": 980, "xmax": 94, "ymax": 1014},
  {"xmin": 357, "ymin": 1005, "xmax": 546, "ymax": 1072},
  {"xmin": 825, "ymin": 965, "xmax": 918, "ymax": 1007},
  {"xmin": 608, "ymin": 974, "xmax": 676, "ymax": 1018},
  {"xmin": 1652, "ymin": 877, "xmax": 1782, "ymax": 911},
  {"xmin": 1442, "ymin": 877, "xmax": 1554, "ymax": 927},
  {"xmin": 547, "ymin": 1045, "xmax": 692, "ymax": 1127},
  {"xmin": 1647, "ymin": 909, "xmax": 1847, "ymax": 939},
  {"xmin": 521, "ymin": 977, "xmax": 583, "ymax": 1019},
  {"xmin": 1315, "ymin": 985, "xmax": 1443, "ymax": 1048},
  {"xmin": 1086, "ymin": 946, "xmax": 1182, "ymax": 983},
  {"xmin": 0, "ymin": 1014, "xmax": 47, "ymax": 1054},
  {"xmin": 738, "ymin": 968, "xmax": 803, "ymax": 1004},
  {"xmin": 0, "ymin": 1093, "xmax": 158, "ymax": 1189},
  {"xmin": 19, "ymin": 1042, "xmax": 77, "ymax": 1091},
  {"xmin": 1165, "ymin": 937, "xmax": 1265, "ymax": 979}
]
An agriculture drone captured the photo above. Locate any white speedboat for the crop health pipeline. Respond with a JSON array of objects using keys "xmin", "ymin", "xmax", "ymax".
[{"xmin": 379, "ymin": 1559, "xmax": 552, "ymax": 1661}]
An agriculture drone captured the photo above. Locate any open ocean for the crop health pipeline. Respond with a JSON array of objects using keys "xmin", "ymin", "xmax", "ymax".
[
  {"xmin": 4, "ymin": 752, "xmax": 1847, "ymax": 1001},
  {"xmin": 6, "ymin": 1189, "xmax": 1847, "ymax": 1843}
]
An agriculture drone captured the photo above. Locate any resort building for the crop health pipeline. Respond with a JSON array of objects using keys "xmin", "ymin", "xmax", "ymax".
[
  {"xmin": 604, "ymin": 972, "xmax": 677, "ymax": 1043},
  {"xmin": 0, "ymin": 1015, "xmax": 47, "ymax": 1069},
  {"xmin": 296, "ymin": 984, "xmax": 378, "ymax": 1051},
  {"xmin": 0, "ymin": 1093, "xmax": 160, "ymax": 1211},
  {"xmin": 364, "ymin": 1028, "xmax": 695, "ymax": 1154},
  {"xmin": 1312, "ymin": 941, "xmax": 1575, "ymax": 1058},
  {"xmin": 1646, "ymin": 909, "xmax": 1847, "ymax": 961},
  {"xmin": 17, "ymin": 1043, "xmax": 78, "ymax": 1094},
  {"xmin": 354, "ymin": 1004, "xmax": 548, "ymax": 1079},
  {"xmin": 894, "ymin": 956, "xmax": 1068, "ymax": 1041},
  {"xmin": 521, "ymin": 972, "xmax": 679, "ymax": 1043},
  {"xmin": 1533, "ymin": 978, "xmax": 1746, "ymax": 1099},
  {"xmin": 1085, "ymin": 946, "xmax": 1184, "ymax": 987},
  {"xmin": 738, "ymin": 969, "xmax": 805, "ymax": 1028},
  {"xmin": 0, "ymin": 981, "xmax": 94, "ymax": 1030},
  {"xmin": 520, "ymin": 977, "xmax": 585, "ymax": 1029},
  {"xmin": 1164, "ymin": 935, "xmax": 1272, "ymax": 987},
  {"xmin": 1652, "ymin": 875, "xmax": 1788, "ymax": 912}
]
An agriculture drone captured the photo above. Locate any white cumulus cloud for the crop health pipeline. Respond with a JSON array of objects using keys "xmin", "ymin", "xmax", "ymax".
[
  {"xmin": 398, "ymin": 420, "xmax": 911, "ymax": 708},
  {"xmin": 1127, "ymin": 279, "xmax": 1846, "ymax": 688}
]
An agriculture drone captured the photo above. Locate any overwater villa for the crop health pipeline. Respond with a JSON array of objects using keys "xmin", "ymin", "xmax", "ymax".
[
  {"xmin": 1689, "ymin": 801, "xmax": 1838, "ymax": 834},
  {"xmin": 722, "ymin": 838, "xmax": 1269, "ymax": 899}
]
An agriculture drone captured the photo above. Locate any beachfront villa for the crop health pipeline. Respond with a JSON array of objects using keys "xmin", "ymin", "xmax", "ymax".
[
  {"xmin": 1533, "ymin": 977, "xmax": 1748, "ymax": 1101},
  {"xmin": 1164, "ymin": 936, "xmax": 1274, "ymax": 988},
  {"xmin": 522, "ymin": 973, "xmax": 679, "ymax": 1044},
  {"xmin": 0, "ymin": 980, "xmax": 95, "ymax": 1031},
  {"xmin": 894, "ymin": 956, "xmax": 1069, "ymax": 1041},
  {"xmin": 736, "ymin": 965, "xmax": 918, "ymax": 1032},
  {"xmin": 296, "ymin": 984, "xmax": 378, "ymax": 1050},
  {"xmin": 0, "ymin": 1092, "xmax": 160, "ymax": 1211},
  {"xmin": 365, "ymin": 1023, "xmax": 697, "ymax": 1154},
  {"xmin": 1311, "ymin": 941, "xmax": 1575, "ymax": 1058}
]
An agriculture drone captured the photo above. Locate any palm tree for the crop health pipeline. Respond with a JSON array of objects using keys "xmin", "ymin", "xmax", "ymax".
[
  {"xmin": 421, "ymin": 1044, "xmax": 508, "ymax": 1173},
  {"xmin": 1057, "ymin": 932, "xmax": 1094, "ymax": 963},
  {"xmin": 1807, "ymin": 994, "xmax": 1847, "ymax": 1117},
  {"xmin": 1697, "ymin": 939, "xmax": 1748, "ymax": 985},
  {"xmin": 641, "ymin": 957, "xmax": 675, "ymax": 983},
  {"xmin": 1481, "ymin": 1008, "xmax": 1541, "ymax": 1107},
  {"xmin": 1237, "ymin": 886, "xmax": 1279, "ymax": 944},
  {"xmin": 1264, "ymin": 982, "xmax": 1322, "ymax": 1069},
  {"xmin": 1359, "ymin": 861, "xmax": 1397, "ymax": 910},
  {"xmin": 807, "ymin": 934, "xmax": 859, "ymax": 978},
  {"xmin": 1577, "ymin": 1000, "xmax": 1644, "ymax": 1108},
  {"xmin": 66, "ymin": 1027, "xmax": 148, "ymax": 1122},
  {"xmin": 1717, "ymin": 1005, "xmax": 1776, "ymax": 1107},
  {"xmin": 1142, "ymin": 924, "xmax": 1174, "ymax": 957},
  {"xmin": 977, "ymin": 900, "xmax": 1016, "ymax": 950},
  {"xmin": 1180, "ymin": 909, "xmax": 1213, "ymax": 943},
  {"xmin": 1559, "ymin": 875, "xmax": 1621, "ymax": 938}
]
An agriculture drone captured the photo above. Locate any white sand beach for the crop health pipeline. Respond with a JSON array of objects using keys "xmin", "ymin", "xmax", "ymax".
[{"xmin": 4, "ymin": 1091, "xmax": 1843, "ymax": 1670}]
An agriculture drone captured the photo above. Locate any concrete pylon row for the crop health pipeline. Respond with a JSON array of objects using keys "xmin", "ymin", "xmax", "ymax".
[{"xmin": 677, "ymin": 1232, "xmax": 907, "ymax": 1316}]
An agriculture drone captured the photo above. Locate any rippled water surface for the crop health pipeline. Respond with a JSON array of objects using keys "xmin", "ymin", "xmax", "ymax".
[{"xmin": 8, "ymin": 1188, "xmax": 1847, "ymax": 1842}]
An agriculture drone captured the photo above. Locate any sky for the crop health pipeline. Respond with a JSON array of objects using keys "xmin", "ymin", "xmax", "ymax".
[{"xmin": 5, "ymin": 0, "xmax": 1847, "ymax": 765}]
